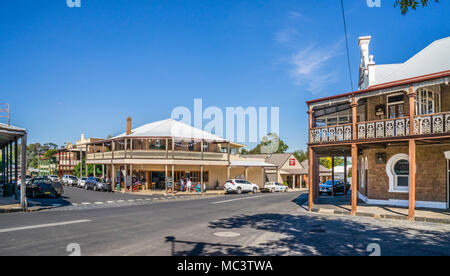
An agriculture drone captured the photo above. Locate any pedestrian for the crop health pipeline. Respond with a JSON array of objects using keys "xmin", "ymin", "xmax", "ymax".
[
  {"xmin": 187, "ymin": 178, "xmax": 192, "ymax": 193},
  {"xmin": 180, "ymin": 178, "xmax": 185, "ymax": 192}
]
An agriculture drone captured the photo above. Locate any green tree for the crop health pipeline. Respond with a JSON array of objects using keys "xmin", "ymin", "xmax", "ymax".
[
  {"xmin": 395, "ymin": 0, "xmax": 439, "ymax": 15},
  {"xmin": 319, "ymin": 157, "xmax": 345, "ymax": 169},
  {"xmin": 241, "ymin": 134, "xmax": 289, "ymax": 155},
  {"xmin": 293, "ymin": 150, "xmax": 308, "ymax": 163},
  {"xmin": 73, "ymin": 161, "xmax": 102, "ymax": 178}
]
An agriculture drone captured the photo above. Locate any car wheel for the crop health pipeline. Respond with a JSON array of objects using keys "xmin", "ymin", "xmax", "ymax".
[
  {"xmin": 236, "ymin": 187, "xmax": 242, "ymax": 194},
  {"xmin": 253, "ymin": 187, "xmax": 257, "ymax": 194}
]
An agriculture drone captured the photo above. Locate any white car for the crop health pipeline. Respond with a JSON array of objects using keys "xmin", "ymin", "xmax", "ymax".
[
  {"xmin": 261, "ymin": 182, "xmax": 288, "ymax": 193},
  {"xmin": 48, "ymin": 175, "xmax": 60, "ymax": 183},
  {"xmin": 224, "ymin": 179, "xmax": 259, "ymax": 194},
  {"xmin": 78, "ymin": 177, "xmax": 88, "ymax": 188},
  {"xmin": 62, "ymin": 175, "xmax": 79, "ymax": 186}
]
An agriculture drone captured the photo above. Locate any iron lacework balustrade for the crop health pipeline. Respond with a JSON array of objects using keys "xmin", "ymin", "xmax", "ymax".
[{"xmin": 310, "ymin": 111, "xmax": 450, "ymax": 144}]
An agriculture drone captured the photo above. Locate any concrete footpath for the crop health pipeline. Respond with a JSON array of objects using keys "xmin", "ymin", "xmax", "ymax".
[{"xmin": 303, "ymin": 195, "xmax": 450, "ymax": 225}]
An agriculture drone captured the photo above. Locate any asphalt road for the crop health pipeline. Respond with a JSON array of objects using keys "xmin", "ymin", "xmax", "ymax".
[{"xmin": 0, "ymin": 190, "xmax": 449, "ymax": 256}]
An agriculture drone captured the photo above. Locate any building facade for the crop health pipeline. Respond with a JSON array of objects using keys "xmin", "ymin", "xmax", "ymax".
[
  {"xmin": 84, "ymin": 118, "xmax": 276, "ymax": 191},
  {"xmin": 307, "ymin": 36, "xmax": 450, "ymax": 220}
]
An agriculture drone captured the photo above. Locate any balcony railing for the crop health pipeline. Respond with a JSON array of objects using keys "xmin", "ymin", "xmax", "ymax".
[
  {"xmin": 310, "ymin": 124, "xmax": 353, "ymax": 144},
  {"xmin": 310, "ymin": 111, "xmax": 450, "ymax": 144},
  {"xmin": 86, "ymin": 150, "xmax": 228, "ymax": 161}
]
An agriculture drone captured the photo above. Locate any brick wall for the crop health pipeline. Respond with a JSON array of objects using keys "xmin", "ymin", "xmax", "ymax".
[{"xmin": 362, "ymin": 143, "xmax": 449, "ymax": 203}]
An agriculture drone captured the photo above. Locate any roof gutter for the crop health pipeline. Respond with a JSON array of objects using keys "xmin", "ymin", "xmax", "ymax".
[{"xmin": 306, "ymin": 70, "xmax": 450, "ymax": 105}]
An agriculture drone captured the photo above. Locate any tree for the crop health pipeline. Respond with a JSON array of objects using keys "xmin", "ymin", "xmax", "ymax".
[
  {"xmin": 319, "ymin": 157, "xmax": 345, "ymax": 169},
  {"xmin": 395, "ymin": 0, "xmax": 439, "ymax": 15},
  {"xmin": 241, "ymin": 134, "xmax": 289, "ymax": 155},
  {"xmin": 293, "ymin": 150, "xmax": 308, "ymax": 163},
  {"xmin": 73, "ymin": 161, "xmax": 102, "ymax": 178}
]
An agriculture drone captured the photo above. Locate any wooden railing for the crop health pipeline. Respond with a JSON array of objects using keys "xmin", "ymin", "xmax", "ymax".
[{"xmin": 310, "ymin": 111, "xmax": 450, "ymax": 144}]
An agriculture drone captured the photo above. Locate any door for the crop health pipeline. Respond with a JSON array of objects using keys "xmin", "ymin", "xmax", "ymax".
[{"xmin": 388, "ymin": 103, "xmax": 405, "ymax": 119}]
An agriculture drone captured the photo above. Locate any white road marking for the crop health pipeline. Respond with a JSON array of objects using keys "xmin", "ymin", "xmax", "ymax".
[
  {"xmin": 212, "ymin": 195, "xmax": 265, "ymax": 204},
  {"xmin": 117, "ymin": 200, "xmax": 125, "ymax": 203},
  {"xmin": 94, "ymin": 202, "xmax": 104, "ymax": 205},
  {"xmin": 106, "ymin": 201, "xmax": 115, "ymax": 203},
  {"xmin": 0, "ymin": 220, "xmax": 92, "ymax": 234},
  {"xmin": 81, "ymin": 202, "xmax": 91, "ymax": 205},
  {"xmin": 145, "ymin": 199, "xmax": 152, "ymax": 201},
  {"xmin": 127, "ymin": 200, "xmax": 135, "ymax": 202}
]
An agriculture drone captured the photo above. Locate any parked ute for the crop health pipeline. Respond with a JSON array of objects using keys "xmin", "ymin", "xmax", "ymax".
[
  {"xmin": 224, "ymin": 179, "xmax": 258, "ymax": 194},
  {"xmin": 319, "ymin": 180, "xmax": 350, "ymax": 196},
  {"xmin": 261, "ymin": 182, "xmax": 288, "ymax": 193},
  {"xmin": 26, "ymin": 177, "xmax": 64, "ymax": 198},
  {"xmin": 85, "ymin": 177, "xmax": 112, "ymax": 192},
  {"xmin": 77, "ymin": 177, "xmax": 88, "ymax": 188},
  {"xmin": 62, "ymin": 175, "xmax": 79, "ymax": 186}
]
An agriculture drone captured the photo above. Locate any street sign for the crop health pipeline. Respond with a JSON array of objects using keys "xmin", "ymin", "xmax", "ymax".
[{"xmin": 166, "ymin": 177, "xmax": 173, "ymax": 188}]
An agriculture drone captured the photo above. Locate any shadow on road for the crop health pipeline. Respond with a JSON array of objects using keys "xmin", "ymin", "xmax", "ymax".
[{"xmin": 165, "ymin": 195, "xmax": 450, "ymax": 256}]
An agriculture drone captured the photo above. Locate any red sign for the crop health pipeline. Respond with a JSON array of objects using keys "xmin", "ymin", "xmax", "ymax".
[{"xmin": 289, "ymin": 159, "xmax": 296, "ymax": 166}]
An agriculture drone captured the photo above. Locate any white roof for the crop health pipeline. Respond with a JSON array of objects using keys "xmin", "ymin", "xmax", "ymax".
[
  {"xmin": 372, "ymin": 36, "xmax": 450, "ymax": 86},
  {"xmin": 230, "ymin": 160, "xmax": 277, "ymax": 167},
  {"xmin": 115, "ymin": 119, "xmax": 228, "ymax": 142}
]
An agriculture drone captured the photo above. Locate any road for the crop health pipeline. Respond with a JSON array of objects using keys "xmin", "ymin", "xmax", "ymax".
[{"xmin": 0, "ymin": 188, "xmax": 449, "ymax": 256}]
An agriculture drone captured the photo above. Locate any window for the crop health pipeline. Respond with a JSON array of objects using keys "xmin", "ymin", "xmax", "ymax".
[
  {"xmin": 415, "ymin": 88, "xmax": 441, "ymax": 115},
  {"xmin": 387, "ymin": 93, "xmax": 405, "ymax": 119},
  {"xmin": 386, "ymin": 153, "xmax": 410, "ymax": 193}
]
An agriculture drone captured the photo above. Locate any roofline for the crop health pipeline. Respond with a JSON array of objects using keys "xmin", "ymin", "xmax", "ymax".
[
  {"xmin": 83, "ymin": 136, "xmax": 231, "ymax": 146},
  {"xmin": 306, "ymin": 70, "xmax": 450, "ymax": 105}
]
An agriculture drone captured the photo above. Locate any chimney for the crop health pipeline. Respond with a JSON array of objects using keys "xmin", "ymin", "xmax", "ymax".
[
  {"xmin": 358, "ymin": 36, "xmax": 372, "ymax": 70},
  {"xmin": 126, "ymin": 117, "xmax": 132, "ymax": 135}
]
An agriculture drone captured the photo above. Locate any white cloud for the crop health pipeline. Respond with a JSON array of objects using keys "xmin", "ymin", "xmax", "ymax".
[{"xmin": 289, "ymin": 41, "xmax": 343, "ymax": 93}]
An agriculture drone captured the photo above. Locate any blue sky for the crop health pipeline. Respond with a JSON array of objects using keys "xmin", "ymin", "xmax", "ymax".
[{"xmin": 1, "ymin": 0, "xmax": 449, "ymax": 151}]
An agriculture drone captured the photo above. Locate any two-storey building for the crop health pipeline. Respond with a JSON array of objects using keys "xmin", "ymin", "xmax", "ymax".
[
  {"xmin": 84, "ymin": 118, "xmax": 276, "ymax": 191},
  {"xmin": 307, "ymin": 36, "xmax": 450, "ymax": 220}
]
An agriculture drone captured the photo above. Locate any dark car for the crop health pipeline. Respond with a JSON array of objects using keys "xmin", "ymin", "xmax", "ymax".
[
  {"xmin": 85, "ymin": 177, "xmax": 112, "ymax": 192},
  {"xmin": 319, "ymin": 180, "xmax": 350, "ymax": 196},
  {"xmin": 26, "ymin": 177, "xmax": 64, "ymax": 198}
]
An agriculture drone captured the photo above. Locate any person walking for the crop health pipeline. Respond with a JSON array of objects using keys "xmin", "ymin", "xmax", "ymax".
[
  {"xmin": 187, "ymin": 178, "xmax": 192, "ymax": 193},
  {"xmin": 180, "ymin": 178, "xmax": 185, "ymax": 192}
]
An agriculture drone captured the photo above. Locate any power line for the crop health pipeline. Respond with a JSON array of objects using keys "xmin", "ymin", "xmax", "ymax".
[{"xmin": 340, "ymin": 0, "xmax": 354, "ymax": 91}]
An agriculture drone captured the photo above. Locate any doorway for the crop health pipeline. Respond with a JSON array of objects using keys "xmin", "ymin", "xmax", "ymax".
[{"xmin": 151, "ymin": 171, "xmax": 166, "ymax": 190}]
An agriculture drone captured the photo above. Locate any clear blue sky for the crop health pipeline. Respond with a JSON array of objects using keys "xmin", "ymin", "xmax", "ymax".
[{"xmin": 1, "ymin": 0, "xmax": 449, "ymax": 150}]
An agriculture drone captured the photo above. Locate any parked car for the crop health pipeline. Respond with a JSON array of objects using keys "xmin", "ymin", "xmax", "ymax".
[
  {"xmin": 224, "ymin": 179, "xmax": 258, "ymax": 194},
  {"xmin": 85, "ymin": 177, "xmax": 112, "ymax": 192},
  {"xmin": 26, "ymin": 177, "xmax": 64, "ymax": 198},
  {"xmin": 261, "ymin": 182, "xmax": 288, "ymax": 193},
  {"xmin": 48, "ymin": 175, "xmax": 60, "ymax": 183},
  {"xmin": 78, "ymin": 177, "xmax": 88, "ymax": 188},
  {"xmin": 319, "ymin": 180, "xmax": 350, "ymax": 196},
  {"xmin": 62, "ymin": 175, "xmax": 79, "ymax": 186}
]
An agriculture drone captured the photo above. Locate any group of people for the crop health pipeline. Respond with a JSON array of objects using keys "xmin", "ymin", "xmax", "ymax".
[{"xmin": 180, "ymin": 178, "xmax": 193, "ymax": 192}]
